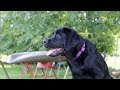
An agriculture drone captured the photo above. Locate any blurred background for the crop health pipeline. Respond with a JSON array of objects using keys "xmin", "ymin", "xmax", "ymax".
[{"xmin": 0, "ymin": 11, "xmax": 120, "ymax": 79}]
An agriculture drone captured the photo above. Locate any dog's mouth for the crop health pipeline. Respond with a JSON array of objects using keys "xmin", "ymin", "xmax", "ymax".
[{"xmin": 47, "ymin": 48, "xmax": 64, "ymax": 57}]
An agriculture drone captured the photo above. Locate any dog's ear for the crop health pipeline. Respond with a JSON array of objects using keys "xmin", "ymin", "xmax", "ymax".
[{"xmin": 63, "ymin": 28, "xmax": 80, "ymax": 51}]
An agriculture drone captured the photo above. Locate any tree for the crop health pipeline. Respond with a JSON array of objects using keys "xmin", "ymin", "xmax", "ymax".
[{"xmin": 0, "ymin": 11, "xmax": 120, "ymax": 55}]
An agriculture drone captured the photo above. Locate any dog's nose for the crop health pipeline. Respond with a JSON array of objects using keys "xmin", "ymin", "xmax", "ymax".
[
  {"xmin": 43, "ymin": 39, "xmax": 48, "ymax": 43},
  {"xmin": 43, "ymin": 40, "xmax": 46, "ymax": 43}
]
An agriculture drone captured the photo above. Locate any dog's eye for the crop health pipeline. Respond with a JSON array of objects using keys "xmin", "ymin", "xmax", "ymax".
[{"xmin": 56, "ymin": 34, "xmax": 61, "ymax": 38}]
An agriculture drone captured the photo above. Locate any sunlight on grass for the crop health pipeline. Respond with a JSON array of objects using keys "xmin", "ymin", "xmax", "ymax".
[{"xmin": 0, "ymin": 65, "xmax": 11, "ymax": 68}]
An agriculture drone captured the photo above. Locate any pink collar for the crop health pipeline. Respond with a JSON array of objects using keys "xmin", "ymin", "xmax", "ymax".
[{"xmin": 73, "ymin": 41, "xmax": 85, "ymax": 60}]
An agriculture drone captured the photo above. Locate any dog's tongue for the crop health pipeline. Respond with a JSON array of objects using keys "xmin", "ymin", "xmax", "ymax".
[{"xmin": 47, "ymin": 48, "xmax": 59, "ymax": 56}]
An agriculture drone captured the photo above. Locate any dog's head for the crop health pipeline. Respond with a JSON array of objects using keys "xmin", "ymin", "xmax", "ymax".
[{"xmin": 44, "ymin": 27, "xmax": 82, "ymax": 57}]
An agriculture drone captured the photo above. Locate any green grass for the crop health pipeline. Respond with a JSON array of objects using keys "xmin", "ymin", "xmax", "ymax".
[
  {"xmin": 0, "ymin": 63, "xmax": 120, "ymax": 79},
  {"xmin": 0, "ymin": 64, "xmax": 72, "ymax": 79}
]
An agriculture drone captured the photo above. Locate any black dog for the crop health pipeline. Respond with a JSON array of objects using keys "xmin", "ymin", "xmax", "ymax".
[{"xmin": 44, "ymin": 27, "xmax": 113, "ymax": 79}]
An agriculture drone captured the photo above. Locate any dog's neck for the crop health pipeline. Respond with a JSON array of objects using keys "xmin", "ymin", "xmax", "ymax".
[
  {"xmin": 73, "ymin": 41, "xmax": 85, "ymax": 60},
  {"xmin": 65, "ymin": 40, "xmax": 86, "ymax": 60}
]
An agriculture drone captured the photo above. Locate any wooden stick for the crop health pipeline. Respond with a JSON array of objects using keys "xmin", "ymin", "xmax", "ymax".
[{"xmin": 0, "ymin": 61, "xmax": 10, "ymax": 79}]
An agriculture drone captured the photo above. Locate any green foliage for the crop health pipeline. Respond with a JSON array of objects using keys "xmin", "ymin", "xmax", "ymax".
[{"xmin": 0, "ymin": 11, "xmax": 120, "ymax": 55}]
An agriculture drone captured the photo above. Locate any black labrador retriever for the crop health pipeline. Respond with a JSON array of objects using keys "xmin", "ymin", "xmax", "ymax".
[{"xmin": 44, "ymin": 27, "xmax": 113, "ymax": 79}]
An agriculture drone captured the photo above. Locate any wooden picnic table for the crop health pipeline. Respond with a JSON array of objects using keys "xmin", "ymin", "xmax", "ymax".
[{"xmin": 1, "ymin": 51, "xmax": 65, "ymax": 79}]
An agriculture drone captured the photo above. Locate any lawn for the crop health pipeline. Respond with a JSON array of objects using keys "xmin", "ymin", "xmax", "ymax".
[{"xmin": 0, "ymin": 63, "xmax": 72, "ymax": 79}]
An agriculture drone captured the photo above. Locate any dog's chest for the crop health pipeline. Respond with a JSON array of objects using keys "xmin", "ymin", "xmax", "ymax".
[
  {"xmin": 66, "ymin": 59, "xmax": 85, "ymax": 73},
  {"xmin": 66, "ymin": 58, "xmax": 94, "ymax": 78}
]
